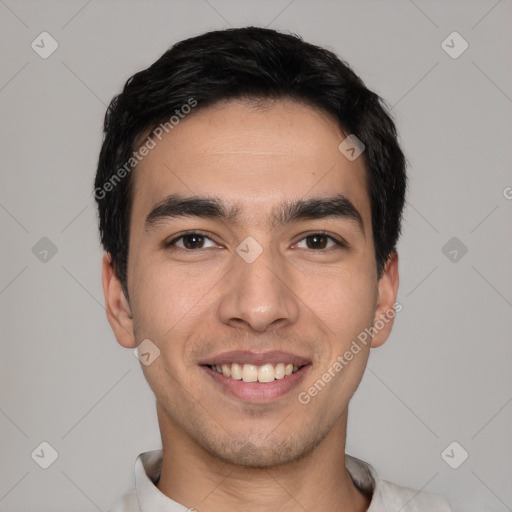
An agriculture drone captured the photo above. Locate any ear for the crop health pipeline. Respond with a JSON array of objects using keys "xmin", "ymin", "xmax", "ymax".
[
  {"xmin": 370, "ymin": 251, "xmax": 400, "ymax": 348},
  {"xmin": 102, "ymin": 253, "xmax": 136, "ymax": 348}
]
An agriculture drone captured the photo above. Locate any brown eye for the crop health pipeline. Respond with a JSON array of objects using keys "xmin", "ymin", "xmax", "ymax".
[
  {"xmin": 297, "ymin": 233, "xmax": 341, "ymax": 250},
  {"xmin": 166, "ymin": 232, "xmax": 217, "ymax": 250},
  {"xmin": 181, "ymin": 234, "xmax": 205, "ymax": 249},
  {"xmin": 305, "ymin": 234, "xmax": 329, "ymax": 249}
]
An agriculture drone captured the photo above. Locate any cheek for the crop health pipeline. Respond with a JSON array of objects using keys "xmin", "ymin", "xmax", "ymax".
[
  {"xmin": 129, "ymin": 254, "xmax": 226, "ymax": 364},
  {"xmin": 299, "ymin": 270, "xmax": 376, "ymax": 408},
  {"xmin": 129, "ymin": 261, "xmax": 215, "ymax": 398},
  {"xmin": 298, "ymin": 264, "xmax": 377, "ymax": 341}
]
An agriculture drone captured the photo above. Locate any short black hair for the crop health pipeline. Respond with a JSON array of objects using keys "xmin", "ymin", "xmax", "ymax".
[{"xmin": 95, "ymin": 26, "xmax": 406, "ymax": 297}]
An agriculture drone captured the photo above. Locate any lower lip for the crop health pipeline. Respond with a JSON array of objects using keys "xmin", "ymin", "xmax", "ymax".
[{"xmin": 201, "ymin": 365, "xmax": 311, "ymax": 403}]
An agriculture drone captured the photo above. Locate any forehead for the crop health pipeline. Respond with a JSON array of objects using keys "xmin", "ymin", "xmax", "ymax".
[{"xmin": 130, "ymin": 98, "xmax": 370, "ymax": 230}]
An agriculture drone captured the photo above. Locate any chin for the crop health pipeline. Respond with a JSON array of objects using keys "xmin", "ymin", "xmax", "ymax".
[{"xmin": 200, "ymin": 429, "xmax": 324, "ymax": 469}]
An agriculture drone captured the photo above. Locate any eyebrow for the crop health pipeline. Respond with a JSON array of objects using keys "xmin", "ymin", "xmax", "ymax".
[{"xmin": 144, "ymin": 193, "xmax": 365, "ymax": 235}]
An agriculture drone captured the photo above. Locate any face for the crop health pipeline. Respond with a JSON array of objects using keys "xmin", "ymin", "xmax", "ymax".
[{"xmin": 103, "ymin": 98, "xmax": 398, "ymax": 468}]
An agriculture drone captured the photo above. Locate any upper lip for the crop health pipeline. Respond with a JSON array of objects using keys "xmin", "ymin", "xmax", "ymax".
[{"xmin": 199, "ymin": 350, "xmax": 311, "ymax": 367}]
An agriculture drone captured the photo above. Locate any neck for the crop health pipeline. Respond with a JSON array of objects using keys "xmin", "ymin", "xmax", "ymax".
[{"xmin": 155, "ymin": 404, "xmax": 370, "ymax": 512}]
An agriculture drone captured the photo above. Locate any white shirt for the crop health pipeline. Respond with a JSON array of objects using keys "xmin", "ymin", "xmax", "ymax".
[{"xmin": 110, "ymin": 449, "xmax": 452, "ymax": 511}]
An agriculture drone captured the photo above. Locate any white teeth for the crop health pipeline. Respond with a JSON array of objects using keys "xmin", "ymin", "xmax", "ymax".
[
  {"xmin": 230, "ymin": 363, "xmax": 242, "ymax": 380},
  {"xmin": 258, "ymin": 364, "xmax": 275, "ymax": 383},
  {"xmin": 275, "ymin": 363, "xmax": 285, "ymax": 379},
  {"xmin": 242, "ymin": 364, "xmax": 258, "ymax": 383},
  {"xmin": 209, "ymin": 362, "xmax": 304, "ymax": 383}
]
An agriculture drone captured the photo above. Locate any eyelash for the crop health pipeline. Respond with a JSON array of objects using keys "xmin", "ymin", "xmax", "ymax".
[{"xmin": 164, "ymin": 230, "xmax": 348, "ymax": 251}]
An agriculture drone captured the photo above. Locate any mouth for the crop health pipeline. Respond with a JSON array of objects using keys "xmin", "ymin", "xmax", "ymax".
[
  {"xmin": 199, "ymin": 351, "xmax": 312, "ymax": 403},
  {"xmin": 204, "ymin": 362, "xmax": 305, "ymax": 383}
]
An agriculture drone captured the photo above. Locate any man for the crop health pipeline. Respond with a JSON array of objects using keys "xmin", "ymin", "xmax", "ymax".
[{"xmin": 96, "ymin": 26, "xmax": 452, "ymax": 511}]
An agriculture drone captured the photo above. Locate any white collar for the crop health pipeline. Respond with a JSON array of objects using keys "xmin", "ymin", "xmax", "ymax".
[{"xmin": 132, "ymin": 449, "xmax": 451, "ymax": 511}]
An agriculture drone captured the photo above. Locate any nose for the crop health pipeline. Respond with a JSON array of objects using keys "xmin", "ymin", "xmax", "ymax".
[{"xmin": 217, "ymin": 244, "xmax": 300, "ymax": 333}]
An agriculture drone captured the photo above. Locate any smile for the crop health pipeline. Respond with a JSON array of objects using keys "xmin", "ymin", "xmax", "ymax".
[
  {"xmin": 201, "ymin": 365, "xmax": 311, "ymax": 403},
  {"xmin": 207, "ymin": 362, "xmax": 303, "ymax": 383}
]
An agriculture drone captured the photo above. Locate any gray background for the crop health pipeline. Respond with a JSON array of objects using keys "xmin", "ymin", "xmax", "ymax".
[{"xmin": 1, "ymin": 0, "xmax": 511, "ymax": 511}]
